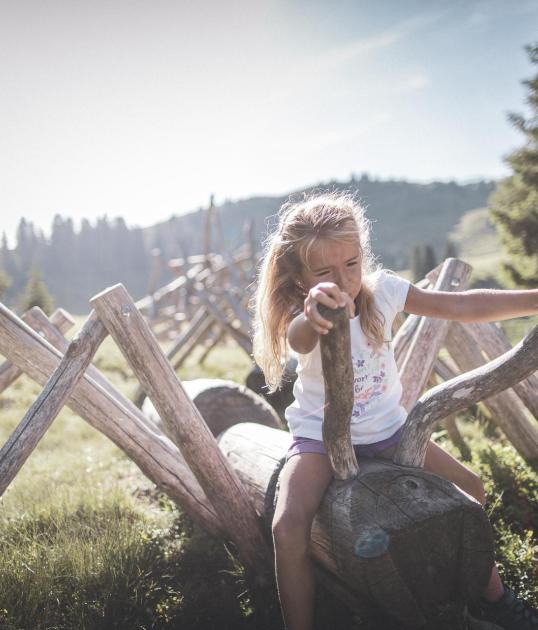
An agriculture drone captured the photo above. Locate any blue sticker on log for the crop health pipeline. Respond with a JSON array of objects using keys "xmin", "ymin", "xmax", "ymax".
[{"xmin": 354, "ymin": 526, "xmax": 390, "ymax": 558}]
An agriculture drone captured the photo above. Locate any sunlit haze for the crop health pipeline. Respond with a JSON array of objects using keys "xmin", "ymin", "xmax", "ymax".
[{"xmin": 2, "ymin": 0, "xmax": 537, "ymax": 245}]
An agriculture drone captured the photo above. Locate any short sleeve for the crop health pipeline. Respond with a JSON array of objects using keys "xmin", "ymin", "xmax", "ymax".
[{"xmin": 372, "ymin": 270, "xmax": 411, "ymax": 326}]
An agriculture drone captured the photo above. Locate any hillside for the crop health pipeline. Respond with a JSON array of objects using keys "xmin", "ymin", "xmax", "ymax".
[
  {"xmin": 1, "ymin": 176, "xmax": 497, "ymax": 312},
  {"xmin": 144, "ymin": 176, "xmax": 496, "ymax": 273}
]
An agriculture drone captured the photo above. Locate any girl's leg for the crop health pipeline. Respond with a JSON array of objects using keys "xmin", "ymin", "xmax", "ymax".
[
  {"xmin": 423, "ymin": 440, "xmax": 485, "ymax": 505},
  {"xmin": 272, "ymin": 453, "xmax": 334, "ymax": 630},
  {"xmin": 423, "ymin": 440, "xmax": 504, "ymax": 602}
]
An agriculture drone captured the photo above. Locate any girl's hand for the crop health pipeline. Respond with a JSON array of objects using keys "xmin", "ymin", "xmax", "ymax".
[{"xmin": 304, "ymin": 282, "xmax": 355, "ymax": 334}]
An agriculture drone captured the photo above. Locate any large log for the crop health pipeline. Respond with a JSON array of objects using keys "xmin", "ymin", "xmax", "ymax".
[
  {"xmin": 218, "ymin": 422, "xmax": 494, "ymax": 629},
  {"xmin": 143, "ymin": 378, "xmax": 284, "ymax": 440}
]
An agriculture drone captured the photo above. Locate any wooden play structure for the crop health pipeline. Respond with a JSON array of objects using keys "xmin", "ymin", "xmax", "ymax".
[{"xmin": 0, "ymin": 256, "xmax": 537, "ymax": 629}]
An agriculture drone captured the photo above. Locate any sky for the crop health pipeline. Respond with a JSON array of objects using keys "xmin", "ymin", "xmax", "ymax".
[{"xmin": 1, "ymin": 0, "xmax": 537, "ymax": 245}]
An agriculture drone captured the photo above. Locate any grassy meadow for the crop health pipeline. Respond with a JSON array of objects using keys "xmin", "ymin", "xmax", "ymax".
[{"xmin": 0, "ymin": 306, "xmax": 537, "ymax": 628}]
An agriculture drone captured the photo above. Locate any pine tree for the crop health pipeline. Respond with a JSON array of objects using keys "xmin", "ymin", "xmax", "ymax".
[
  {"xmin": 443, "ymin": 239, "xmax": 458, "ymax": 260},
  {"xmin": 18, "ymin": 269, "xmax": 54, "ymax": 315},
  {"xmin": 411, "ymin": 245, "xmax": 423, "ymax": 282},
  {"xmin": 0, "ymin": 269, "xmax": 11, "ymax": 299},
  {"xmin": 422, "ymin": 245, "xmax": 437, "ymax": 274},
  {"xmin": 489, "ymin": 43, "xmax": 538, "ymax": 286}
]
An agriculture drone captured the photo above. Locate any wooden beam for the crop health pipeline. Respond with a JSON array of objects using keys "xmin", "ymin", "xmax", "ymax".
[
  {"xmin": 0, "ymin": 312, "xmax": 107, "ymax": 496},
  {"xmin": 0, "ymin": 302, "xmax": 220, "ymax": 534},
  {"xmin": 444, "ymin": 323, "xmax": 538, "ymax": 461},
  {"xmin": 0, "ymin": 307, "xmax": 75, "ymax": 395},
  {"xmin": 465, "ymin": 321, "xmax": 538, "ymax": 419},
  {"xmin": 398, "ymin": 259, "xmax": 472, "ymax": 410},
  {"xmin": 22, "ymin": 307, "xmax": 155, "ymax": 432},
  {"xmin": 394, "ymin": 325, "xmax": 538, "ymax": 467},
  {"xmin": 90, "ymin": 284, "xmax": 272, "ymax": 578}
]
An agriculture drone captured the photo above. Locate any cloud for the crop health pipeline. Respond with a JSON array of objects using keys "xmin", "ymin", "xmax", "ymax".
[
  {"xmin": 290, "ymin": 112, "xmax": 393, "ymax": 153},
  {"xmin": 316, "ymin": 11, "xmax": 446, "ymax": 71}
]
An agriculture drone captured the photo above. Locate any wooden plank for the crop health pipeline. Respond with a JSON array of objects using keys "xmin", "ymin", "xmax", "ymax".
[
  {"xmin": 0, "ymin": 311, "xmax": 107, "ymax": 496},
  {"xmin": 398, "ymin": 259, "xmax": 472, "ymax": 410},
  {"xmin": 90, "ymin": 284, "xmax": 272, "ymax": 577},
  {"xmin": 394, "ymin": 324, "xmax": 538, "ymax": 467},
  {"xmin": 0, "ymin": 307, "xmax": 75, "ymax": 395},
  {"xmin": 318, "ymin": 304, "xmax": 358, "ymax": 480},
  {"xmin": 0, "ymin": 302, "xmax": 220, "ymax": 534}
]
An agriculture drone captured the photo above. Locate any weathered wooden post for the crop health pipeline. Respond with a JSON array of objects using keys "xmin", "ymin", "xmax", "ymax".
[
  {"xmin": 0, "ymin": 311, "xmax": 107, "ymax": 496},
  {"xmin": 0, "ymin": 302, "xmax": 221, "ymax": 534},
  {"xmin": 90, "ymin": 284, "xmax": 274, "ymax": 587},
  {"xmin": 0, "ymin": 307, "xmax": 75, "ymax": 395}
]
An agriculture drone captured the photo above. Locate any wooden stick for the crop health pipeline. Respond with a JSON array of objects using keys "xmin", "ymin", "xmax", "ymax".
[
  {"xmin": 394, "ymin": 325, "xmax": 538, "ymax": 467},
  {"xmin": 0, "ymin": 307, "xmax": 75, "ymax": 395},
  {"xmin": 90, "ymin": 284, "xmax": 272, "ymax": 577},
  {"xmin": 199, "ymin": 329, "xmax": 226, "ymax": 365},
  {"xmin": 398, "ymin": 259, "xmax": 472, "ymax": 410},
  {"xmin": 0, "ymin": 302, "xmax": 220, "ymax": 534},
  {"xmin": 136, "ymin": 263, "xmax": 204, "ymax": 315},
  {"xmin": 319, "ymin": 305, "xmax": 358, "ymax": 480},
  {"xmin": 0, "ymin": 312, "xmax": 107, "ymax": 496},
  {"xmin": 196, "ymin": 287, "xmax": 253, "ymax": 355}
]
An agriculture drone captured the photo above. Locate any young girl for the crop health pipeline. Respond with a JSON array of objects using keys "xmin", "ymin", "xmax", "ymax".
[{"xmin": 252, "ymin": 192, "xmax": 538, "ymax": 630}]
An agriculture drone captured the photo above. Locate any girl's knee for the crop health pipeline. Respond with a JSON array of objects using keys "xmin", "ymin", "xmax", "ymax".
[
  {"xmin": 272, "ymin": 511, "xmax": 311, "ymax": 552},
  {"xmin": 469, "ymin": 472, "xmax": 486, "ymax": 506}
]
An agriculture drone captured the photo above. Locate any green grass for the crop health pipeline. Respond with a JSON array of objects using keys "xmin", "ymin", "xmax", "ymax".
[{"xmin": 0, "ymin": 336, "xmax": 268, "ymax": 630}]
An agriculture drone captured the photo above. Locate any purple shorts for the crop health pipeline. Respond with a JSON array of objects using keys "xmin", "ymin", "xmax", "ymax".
[{"xmin": 286, "ymin": 426, "xmax": 404, "ymax": 462}]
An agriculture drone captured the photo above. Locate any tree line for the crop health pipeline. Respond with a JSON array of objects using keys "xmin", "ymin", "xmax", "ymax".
[{"xmin": 0, "ymin": 216, "xmax": 148, "ymax": 313}]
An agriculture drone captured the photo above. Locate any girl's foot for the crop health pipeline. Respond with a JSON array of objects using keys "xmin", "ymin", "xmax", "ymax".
[{"xmin": 469, "ymin": 587, "xmax": 538, "ymax": 630}]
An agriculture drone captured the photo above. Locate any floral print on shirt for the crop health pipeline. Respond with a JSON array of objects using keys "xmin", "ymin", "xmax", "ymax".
[{"xmin": 351, "ymin": 344, "xmax": 387, "ymax": 419}]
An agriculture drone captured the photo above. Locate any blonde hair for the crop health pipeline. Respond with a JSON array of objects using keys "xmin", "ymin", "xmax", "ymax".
[{"xmin": 252, "ymin": 191, "xmax": 385, "ymax": 392}]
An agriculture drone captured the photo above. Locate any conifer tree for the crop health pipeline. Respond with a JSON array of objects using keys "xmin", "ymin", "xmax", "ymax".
[
  {"xmin": 0, "ymin": 269, "xmax": 11, "ymax": 299},
  {"xmin": 18, "ymin": 269, "xmax": 54, "ymax": 315},
  {"xmin": 489, "ymin": 43, "xmax": 538, "ymax": 286}
]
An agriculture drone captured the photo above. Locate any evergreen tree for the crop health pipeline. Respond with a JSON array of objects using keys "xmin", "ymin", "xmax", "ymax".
[
  {"xmin": 411, "ymin": 245, "xmax": 423, "ymax": 282},
  {"xmin": 0, "ymin": 268, "xmax": 11, "ymax": 299},
  {"xmin": 489, "ymin": 43, "xmax": 538, "ymax": 286},
  {"xmin": 443, "ymin": 239, "xmax": 458, "ymax": 260},
  {"xmin": 18, "ymin": 269, "xmax": 54, "ymax": 315},
  {"xmin": 422, "ymin": 244, "xmax": 437, "ymax": 274},
  {"xmin": 410, "ymin": 244, "xmax": 437, "ymax": 280}
]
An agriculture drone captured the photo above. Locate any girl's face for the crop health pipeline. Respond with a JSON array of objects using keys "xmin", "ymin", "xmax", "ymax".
[{"xmin": 300, "ymin": 237, "xmax": 363, "ymax": 300}]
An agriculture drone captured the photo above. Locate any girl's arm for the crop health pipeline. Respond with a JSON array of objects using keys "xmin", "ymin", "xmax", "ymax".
[
  {"xmin": 404, "ymin": 285, "xmax": 538, "ymax": 323},
  {"xmin": 287, "ymin": 312, "xmax": 321, "ymax": 354},
  {"xmin": 287, "ymin": 282, "xmax": 355, "ymax": 354}
]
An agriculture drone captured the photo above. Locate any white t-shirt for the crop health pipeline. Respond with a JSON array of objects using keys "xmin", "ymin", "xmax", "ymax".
[{"xmin": 285, "ymin": 270, "xmax": 411, "ymax": 444}]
